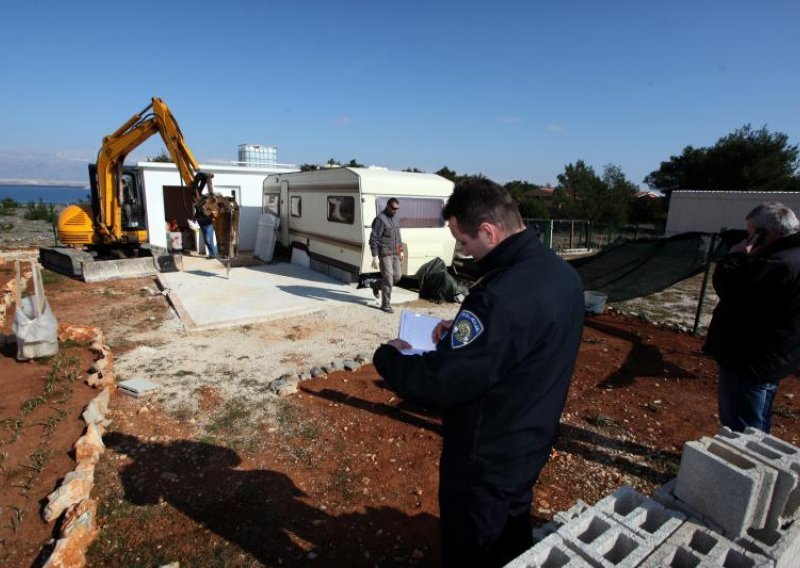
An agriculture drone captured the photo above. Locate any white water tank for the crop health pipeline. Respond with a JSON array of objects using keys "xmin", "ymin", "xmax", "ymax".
[{"xmin": 238, "ymin": 144, "xmax": 277, "ymax": 167}]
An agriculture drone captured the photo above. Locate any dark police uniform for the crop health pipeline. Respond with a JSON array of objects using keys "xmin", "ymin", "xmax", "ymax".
[{"xmin": 373, "ymin": 227, "xmax": 584, "ymax": 567}]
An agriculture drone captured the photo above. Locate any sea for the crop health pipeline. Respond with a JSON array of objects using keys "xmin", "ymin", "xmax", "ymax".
[{"xmin": 0, "ymin": 184, "xmax": 90, "ymax": 205}]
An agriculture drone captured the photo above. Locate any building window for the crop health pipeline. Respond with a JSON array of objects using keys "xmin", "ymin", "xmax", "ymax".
[
  {"xmin": 327, "ymin": 196, "xmax": 355, "ymax": 224},
  {"xmin": 290, "ymin": 196, "xmax": 302, "ymax": 218},
  {"xmin": 376, "ymin": 197, "xmax": 445, "ymax": 228}
]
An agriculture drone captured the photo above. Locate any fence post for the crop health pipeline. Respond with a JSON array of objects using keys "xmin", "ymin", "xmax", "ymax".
[
  {"xmin": 693, "ymin": 232, "xmax": 718, "ymax": 336},
  {"xmin": 569, "ymin": 221, "xmax": 574, "ymax": 249}
]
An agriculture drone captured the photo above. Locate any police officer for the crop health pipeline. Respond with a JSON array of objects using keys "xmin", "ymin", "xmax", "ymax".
[
  {"xmin": 368, "ymin": 198, "xmax": 404, "ymax": 313},
  {"xmin": 373, "ymin": 178, "xmax": 584, "ymax": 567}
]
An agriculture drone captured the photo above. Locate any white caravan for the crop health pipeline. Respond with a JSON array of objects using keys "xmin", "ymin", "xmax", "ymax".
[{"xmin": 262, "ymin": 167, "xmax": 456, "ymax": 283}]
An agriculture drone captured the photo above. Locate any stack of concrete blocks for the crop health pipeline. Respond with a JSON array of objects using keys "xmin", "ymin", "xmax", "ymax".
[
  {"xmin": 508, "ymin": 486, "xmax": 686, "ymax": 567},
  {"xmin": 506, "ymin": 427, "xmax": 800, "ymax": 567},
  {"xmin": 657, "ymin": 427, "xmax": 800, "ymax": 567}
]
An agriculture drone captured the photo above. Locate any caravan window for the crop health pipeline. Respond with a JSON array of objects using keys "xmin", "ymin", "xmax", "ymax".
[
  {"xmin": 290, "ymin": 196, "xmax": 302, "ymax": 218},
  {"xmin": 263, "ymin": 194, "xmax": 279, "ymax": 216},
  {"xmin": 376, "ymin": 197, "xmax": 445, "ymax": 228},
  {"xmin": 327, "ymin": 196, "xmax": 355, "ymax": 224}
]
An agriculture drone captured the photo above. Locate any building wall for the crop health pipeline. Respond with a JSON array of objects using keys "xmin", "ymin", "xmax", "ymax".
[
  {"xmin": 665, "ymin": 191, "xmax": 800, "ymax": 236},
  {"xmin": 138, "ymin": 162, "xmax": 297, "ymax": 249}
]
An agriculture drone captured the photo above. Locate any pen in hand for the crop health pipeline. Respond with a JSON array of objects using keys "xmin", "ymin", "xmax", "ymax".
[{"xmin": 432, "ymin": 319, "xmax": 454, "ymax": 343}]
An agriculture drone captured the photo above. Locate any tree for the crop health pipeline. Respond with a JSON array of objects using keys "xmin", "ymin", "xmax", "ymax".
[
  {"xmin": 299, "ymin": 163, "xmax": 320, "ymax": 171},
  {"xmin": 554, "ymin": 160, "xmax": 604, "ymax": 220},
  {"xmin": 147, "ymin": 150, "xmax": 172, "ymax": 163},
  {"xmin": 504, "ymin": 180, "xmax": 550, "ymax": 219},
  {"xmin": 630, "ymin": 194, "xmax": 668, "ymax": 225},
  {"xmin": 600, "ymin": 164, "xmax": 638, "ymax": 224},
  {"xmin": 645, "ymin": 125, "xmax": 800, "ymax": 196},
  {"xmin": 402, "ymin": 167, "xmax": 425, "ymax": 173},
  {"xmin": 554, "ymin": 161, "xmax": 636, "ymax": 223},
  {"xmin": 435, "ymin": 166, "xmax": 458, "ymax": 182}
]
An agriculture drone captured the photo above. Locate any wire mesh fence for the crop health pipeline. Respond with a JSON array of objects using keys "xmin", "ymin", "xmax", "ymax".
[{"xmin": 524, "ymin": 219, "xmax": 665, "ymax": 252}]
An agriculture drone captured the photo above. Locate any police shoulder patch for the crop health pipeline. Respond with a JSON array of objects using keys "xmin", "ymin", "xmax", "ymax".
[{"xmin": 450, "ymin": 310, "xmax": 484, "ymax": 350}]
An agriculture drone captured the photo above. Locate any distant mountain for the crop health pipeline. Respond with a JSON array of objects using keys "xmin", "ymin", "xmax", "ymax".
[{"xmin": 0, "ymin": 148, "xmax": 91, "ymax": 185}]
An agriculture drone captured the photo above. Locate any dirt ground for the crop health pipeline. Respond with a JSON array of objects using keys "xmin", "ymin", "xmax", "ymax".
[
  {"xmin": 1, "ymin": 261, "xmax": 799, "ymax": 567},
  {"xmin": 0, "ymin": 264, "xmax": 101, "ymax": 567}
]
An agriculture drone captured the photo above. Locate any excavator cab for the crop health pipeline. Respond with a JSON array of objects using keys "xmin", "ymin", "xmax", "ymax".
[{"xmin": 87, "ymin": 164, "xmax": 147, "ymax": 236}]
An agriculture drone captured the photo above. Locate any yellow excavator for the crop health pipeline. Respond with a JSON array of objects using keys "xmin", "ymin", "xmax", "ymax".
[{"xmin": 41, "ymin": 97, "xmax": 238, "ymax": 280}]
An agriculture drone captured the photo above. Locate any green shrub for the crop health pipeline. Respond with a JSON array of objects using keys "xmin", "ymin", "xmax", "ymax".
[
  {"xmin": 0, "ymin": 197, "xmax": 19, "ymax": 216},
  {"xmin": 23, "ymin": 199, "xmax": 57, "ymax": 223}
]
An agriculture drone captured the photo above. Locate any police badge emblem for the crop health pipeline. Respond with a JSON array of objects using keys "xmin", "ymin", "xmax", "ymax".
[{"xmin": 451, "ymin": 310, "xmax": 484, "ymax": 349}]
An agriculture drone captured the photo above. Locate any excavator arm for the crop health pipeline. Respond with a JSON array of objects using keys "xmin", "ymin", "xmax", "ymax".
[{"xmin": 94, "ymin": 97, "xmax": 214, "ymax": 242}]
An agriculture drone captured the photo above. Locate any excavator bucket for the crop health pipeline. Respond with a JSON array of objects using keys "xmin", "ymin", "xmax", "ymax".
[{"xmin": 197, "ymin": 194, "xmax": 240, "ymax": 259}]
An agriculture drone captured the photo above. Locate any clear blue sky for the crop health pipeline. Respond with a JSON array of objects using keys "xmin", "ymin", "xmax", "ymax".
[{"xmin": 1, "ymin": 0, "xmax": 798, "ymax": 187}]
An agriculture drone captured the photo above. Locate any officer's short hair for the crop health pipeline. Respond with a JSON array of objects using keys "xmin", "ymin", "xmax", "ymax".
[
  {"xmin": 746, "ymin": 202, "xmax": 800, "ymax": 236},
  {"xmin": 442, "ymin": 177, "xmax": 523, "ymax": 237}
]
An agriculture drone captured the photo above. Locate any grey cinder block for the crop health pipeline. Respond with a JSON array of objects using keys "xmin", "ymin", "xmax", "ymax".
[
  {"xmin": 505, "ymin": 533, "xmax": 593, "ymax": 567},
  {"xmin": 640, "ymin": 520, "xmax": 772, "ymax": 567},
  {"xmin": 559, "ymin": 508, "xmax": 653, "ymax": 567},
  {"xmin": 594, "ymin": 485, "xmax": 685, "ymax": 546},
  {"xmin": 716, "ymin": 427, "xmax": 800, "ymax": 527},
  {"xmin": 737, "ymin": 522, "xmax": 800, "ymax": 568},
  {"xmin": 674, "ymin": 438, "xmax": 778, "ymax": 537}
]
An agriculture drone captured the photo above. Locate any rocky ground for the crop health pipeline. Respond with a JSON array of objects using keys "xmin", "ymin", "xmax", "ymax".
[{"xmin": 2, "ymin": 224, "xmax": 782, "ymax": 568}]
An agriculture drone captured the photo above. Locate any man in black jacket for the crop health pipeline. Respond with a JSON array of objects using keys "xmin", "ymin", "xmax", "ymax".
[
  {"xmin": 704, "ymin": 202, "xmax": 800, "ymax": 433},
  {"xmin": 373, "ymin": 178, "xmax": 584, "ymax": 567}
]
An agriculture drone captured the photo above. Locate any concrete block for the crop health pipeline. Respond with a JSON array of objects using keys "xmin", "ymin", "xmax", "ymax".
[
  {"xmin": 716, "ymin": 427, "xmax": 800, "ymax": 526},
  {"xmin": 532, "ymin": 520, "xmax": 563, "ymax": 546},
  {"xmin": 737, "ymin": 522, "xmax": 800, "ymax": 568},
  {"xmin": 640, "ymin": 521, "xmax": 772, "ymax": 567},
  {"xmin": 594, "ymin": 485, "xmax": 685, "ymax": 546},
  {"xmin": 674, "ymin": 438, "xmax": 778, "ymax": 537},
  {"xmin": 559, "ymin": 508, "xmax": 653, "ymax": 567},
  {"xmin": 506, "ymin": 532, "xmax": 593, "ymax": 567},
  {"xmin": 655, "ymin": 479, "xmax": 727, "ymax": 536}
]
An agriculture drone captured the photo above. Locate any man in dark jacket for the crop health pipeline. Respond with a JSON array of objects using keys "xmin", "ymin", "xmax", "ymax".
[
  {"xmin": 369, "ymin": 198, "xmax": 403, "ymax": 313},
  {"xmin": 704, "ymin": 202, "xmax": 800, "ymax": 433},
  {"xmin": 373, "ymin": 178, "xmax": 584, "ymax": 567}
]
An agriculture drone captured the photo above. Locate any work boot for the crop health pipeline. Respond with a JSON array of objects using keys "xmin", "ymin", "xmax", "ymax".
[
  {"xmin": 380, "ymin": 306, "xmax": 394, "ymax": 314},
  {"xmin": 370, "ymin": 279, "xmax": 380, "ymax": 299}
]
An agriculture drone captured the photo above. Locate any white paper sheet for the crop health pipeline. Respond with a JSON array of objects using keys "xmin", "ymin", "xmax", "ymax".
[{"xmin": 398, "ymin": 310, "xmax": 440, "ymax": 355}]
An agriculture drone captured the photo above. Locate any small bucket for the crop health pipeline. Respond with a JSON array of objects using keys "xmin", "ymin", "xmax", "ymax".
[{"xmin": 584, "ymin": 291, "xmax": 608, "ymax": 314}]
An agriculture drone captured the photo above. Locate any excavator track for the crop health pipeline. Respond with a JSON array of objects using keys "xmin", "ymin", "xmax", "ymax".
[{"xmin": 39, "ymin": 245, "xmax": 179, "ymax": 282}]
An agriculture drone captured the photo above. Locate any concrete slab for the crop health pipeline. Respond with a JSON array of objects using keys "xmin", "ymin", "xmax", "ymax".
[{"xmin": 158, "ymin": 258, "xmax": 419, "ymax": 330}]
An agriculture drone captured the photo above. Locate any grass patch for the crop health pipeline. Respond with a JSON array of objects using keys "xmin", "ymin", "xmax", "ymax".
[
  {"xmin": 585, "ymin": 414, "xmax": 621, "ymax": 429},
  {"xmin": 172, "ymin": 369, "xmax": 197, "ymax": 377},
  {"xmin": 207, "ymin": 400, "xmax": 252, "ymax": 436},
  {"xmin": 40, "ymin": 407, "xmax": 69, "ymax": 436},
  {"xmin": 20, "ymin": 395, "xmax": 47, "ymax": 416},
  {"xmin": 40, "ymin": 269, "xmax": 65, "ymax": 286},
  {"xmin": 27, "ymin": 448, "xmax": 53, "ymax": 473},
  {"xmin": 2, "ymin": 418, "xmax": 24, "ymax": 443},
  {"xmin": 170, "ymin": 405, "xmax": 194, "ymax": 423},
  {"xmin": 23, "ymin": 199, "xmax": 57, "ymax": 223},
  {"xmin": 774, "ymin": 406, "xmax": 800, "ymax": 420},
  {"xmin": 7, "ymin": 507, "xmax": 24, "ymax": 533}
]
